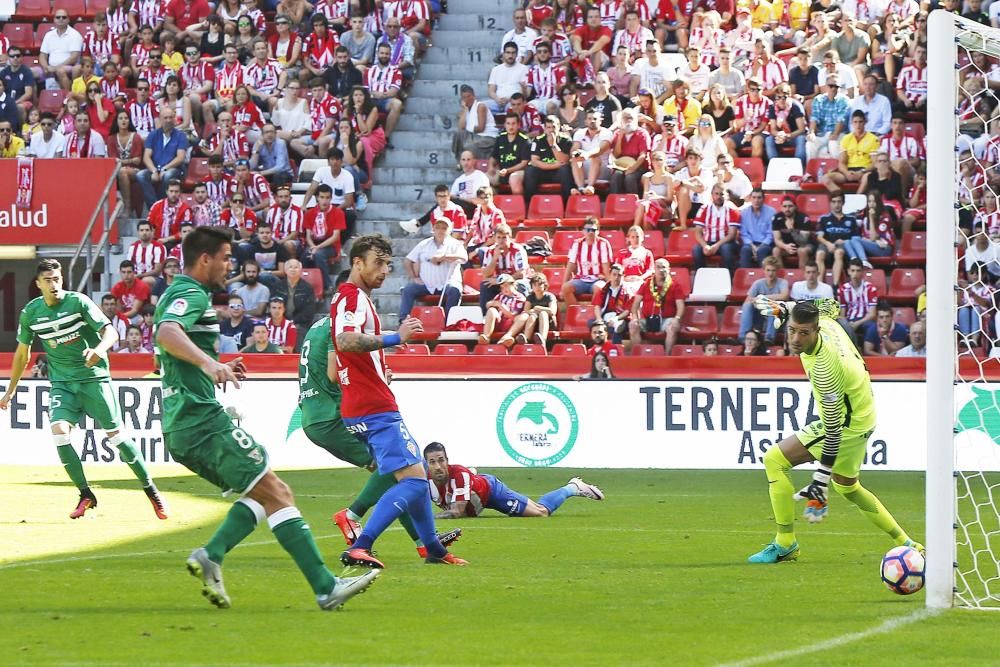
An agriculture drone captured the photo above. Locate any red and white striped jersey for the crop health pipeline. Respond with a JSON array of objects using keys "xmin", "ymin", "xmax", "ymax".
[
  {"xmin": 127, "ymin": 99, "xmax": 157, "ymax": 135},
  {"xmin": 651, "ymin": 132, "xmax": 688, "ymax": 168},
  {"xmin": 429, "ymin": 464, "xmax": 491, "ymax": 516},
  {"xmin": 128, "ymin": 240, "xmax": 167, "ymax": 274},
  {"xmin": 180, "ymin": 61, "xmax": 215, "ymax": 93},
  {"xmin": 527, "ymin": 3, "xmax": 554, "ymax": 26},
  {"xmin": 386, "ymin": 0, "xmax": 431, "ymax": 33},
  {"xmin": 309, "ymin": 94, "xmax": 342, "ymax": 139},
  {"xmin": 364, "ymin": 64, "xmax": 403, "ymax": 95},
  {"xmin": 524, "ymin": 63, "xmax": 567, "ymax": 100},
  {"xmin": 203, "ymin": 174, "xmax": 237, "ymax": 206},
  {"xmin": 959, "ymin": 168, "xmax": 986, "ymax": 203},
  {"xmin": 517, "ymin": 103, "xmax": 544, "ymax": 136},
  {"xmin": 243, "ymin": 58, "xmax": 283, "ymax": 95},
  {"xmin": 84, "ymin": 30, "xmax": 118, "ymax": 64},
  {"xmin": 983, "ymin": 135, "xmax": 1000, "ymax": 165},
  {"xmin": 568, "ymin": 236, "xmax": 614, "ymax": 280},
  {"xmin": 220, "ymin": 207, "xmax": 258, "ymax": 235},
  {"xmin": 130, "ymin": 0, "xmax": 166, "ymax": 27},
  {"xmin": 556, "ymin": 4, "xmax": 585, "ymax": 31},
  {"xmin": 880, "ymin": 133, "xmax": 923, "ymax": 161},
  {"xmin": 131, "ymin": 42, "xmax": 155, "ymax": 68},
  {"xmin": 895, "ymin": 64, "xmax": 927, "ymax": 103},
  {"xmin": 976, "ymin": 209, "xmax": 1000, "ymax": 236},
  {"xmin": 266, "ymin": 204, "xmax": 305, "ymax": 239},
  {"xmin": 886, "ymin": 0, "xmax": 920, "ymax": 19},
  {"xmin": 534, "ymin": 33, "xmax": 573, "ymax": 60},
  {"xmin": 612, "ymin": 27, "xmax": 654, "ymax": 60},
  {"xmin": 0, "ymin": 35, "xmax": 8, "ymax": 59},
  {"xmin": 482, "ymin": 242, "xmax": 529, "ymax": 275},
  {"xmin": 469, "ymin": 205, "xmax": 506, "ymax": 247},
  {"xmin": 303, "ymin": 31, "xmax": 338, "ymax": 69},
  {"xmin": 430, "ymin": 201, "xmax": 469, "ymax": 236},
  {"xmin": 214, "ymin": 62, "xmax": 244, "ymax": 99},
  {"xmin": 620, "ymin": 0, "xmax": 653, "ymax": 22},
  {"xmin": 148, "ymin": 199, "xmax": 193, "ymax": 240},
  {"xmin": 207, "ymin": 131, "xmax": 251, "ymax": 164},
  {"xmin": 615, "ymin": 246, "xmax": 654, "ymax": 279},
  {"xmin": 755, "ymin": 57, "xmax": 789, "ymax": 91},
  {"xmin": 495, "ymin": 289, "xmax": 527, "ymax": 314},
  {"xmin": 139, "ymin": 65, "xmax": 171, "ymax": 94},
  {"xmin": 693, "ymin": 201, "xmax": 741, "ymax": 243},
  {"xmin": 232, "ymin": 101, "xmax": 264, "ymax": 130},
  {"xmin": 314, "ymin": 0, "xmax": 350, "ymax": 22},
  {"xmin": 598, "ymin": 0, "xmax": 622, "ymax": 28},
  {"xmin": 266, "ymin": 316, "xmax": 297, "ymax": 350},
  {"xmin": 734, "ymin": 94, "xmax": 773, "ymax": 133},
  {"xmin": 106, "ymin": 7, "xmax": 130, "ymax": 37},
  {"xmin": 837, "ymin": 280, "xmax": 878, "ymax": 321},
  {"xmin": 331, "ymin": 282, "xmax": 397, "ymax": 418},
  {"xmin": 689, "ymin": 26, "xmax": 725, "ymax": 67},
  {"xmin": 100, "ymin": 75, "xmax": 127, "ymax": 101},
  {"xmin": 238, "ymin": 173, "xmax": 273, "ymax": 208},
  {"xmin": 166, "ymin": 244, "xmax": 184, "ymax": 270}
]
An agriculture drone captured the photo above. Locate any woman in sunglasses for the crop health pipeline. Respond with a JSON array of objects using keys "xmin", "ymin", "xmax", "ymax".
[{"xmin": 86, "ymin": 80, "xmax": 117, "ymax": 138}]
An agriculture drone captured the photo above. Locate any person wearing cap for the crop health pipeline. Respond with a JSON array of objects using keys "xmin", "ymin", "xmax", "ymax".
[
  {"xmin": 480, "ymin": 273, "xmax": 527, "ymax": 346},
  {"xmin": 651, "ymin": 113, "xmax": 688, "ymax": 170},
  {"xmin": 729, "ymin": 77, "xmax": 770, "ymax": 159},
  {"xmin": 629, "ymin": 258, "xmax": 685, "ymax": 354},
  {"xmin": 823, "ymin": 109, "xmax": 879, "ymax": 192},
  {"xmin": 399, "ymin": 218, "xmax": 468, "ymax": 321},
  {"xmin": 807, "ymin": 75, "xmax": 849, "ymax": 160},
  {"xmin": 570, "ymin": 109, "xmax": 614, "ymax": 195},
  {"xmin": 264, "ymin": 295, "xmax": 297, "ymax": 353}
]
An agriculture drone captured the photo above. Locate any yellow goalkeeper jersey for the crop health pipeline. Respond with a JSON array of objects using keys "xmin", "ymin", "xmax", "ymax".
[{"xmin": 799, "ymin": 299, "xmax": 876, "ymax": 443}]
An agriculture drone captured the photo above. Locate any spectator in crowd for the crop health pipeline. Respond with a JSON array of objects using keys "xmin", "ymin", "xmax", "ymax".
[
  {"xmin": 764, "ymin": 82, "xmax": 807, "ymax": 167},
  {"xmin": 807, "ymin": 76, "xmax": 849, "ymax": 160},
  {"xmin": 703, "ymin": 338, "xmax": 719, "ymax": 356},
  {"xmin": 119, "ymin": 325, "xmax": 152, "ymax": 354},
  {"xmin": 489, "ymin": 113, "xmax": 531, "ymax": 197},
  {"xmin": 302, "ymin": 148, "xmax": 357, "ymax": 232},
  {"xmin": 816, "ymin": 190, "xmax": 859, "ymax": 285},
  {"xmin": 242, "ymin": 322, "xmax": 283, "ymax": 353},
  {"xmin": 28, "ymin": 112, "xmax": 66, "ymax": 159},
  {"xmin": 220, "ymin": 294, "xmax": 256, "ymax": 353},
  {"xmin": 340, "ymin": 14, "xmax": 376, "ymax": 71},
  {"xmin": 846, "ymin": 191, "xmax": 897, "ymax": 268},
  {"xmin": 895, "ymin": 320, "xmax": 926, "ymax": 357},
  {"xmin": 480, "ymin": 274, "xmax": 527, "ymax": 346},
  {"xmin": 609, "ymin": 107, "xmax": 651, "ymax": 195},
  {"xmin": 479, "ymin": 223, "xmax": 529, "ymax": 312},
  {"xmin": 635, "ymin": 151, "xmax": 674, "ymax": 230},
  {"xmin": 0, "ymin": 120, "xmax": 24, "ymax": 157},
  {"xmin": 571, "ymin": 6, "xmax": 614, "ymax": 76},
  {"xmin": 220, "ymin": 193, "xmax": 258, "ymax": 254},
  {"xmin": 850, "ymin": 74, "xmax": 892, "ymax": 136},
  {"xmin": 616, "ymin": 226, "xmax": 655, "ymax": 296},
  {"xmin": 859, "ymin": 152, "xmax": 905, "ymax": 211},
  {"xmin": 264, "ymin": 295, "xmax": 297, "ymax": 353},
  {"xmin": 273, "ymin": 258, "xmax": 316, "ymax": 335},
  {"xmin": 570, "ymin": 109, "xmax": 613, "ymax": 195},
  {"xmin": 148, "ymin": 179, "xmax": 193, "ymax": 245},
  {"xmin": 288, "ymin": 78, "xmax": 338, "ymax": 159},
  {"xmin": 653, "ymin": 117, "xmax": 691, "ymax": 174},
  {"xmin": 112, "ymin": 260, "xmax": 151, "ymax": 324},
  {"xmin": 881, "ymin": 115, "xmax": 922, "ymax": 195},
  {"xmin": 399, "ymin": 218, "xmax": 468, "ymax": 321},
  {"xmin": 1, "ymin": 48, "xmax": 37, "ymax": 124},
  {"xmin": 674, "ymin": 147, "xmax": 713, "ymax": 229},
  {"xmin": 488, "ymin": 42, "xmax": 530, "ymax": 113},
  {"xmin": 137, "ymin": 107, "xmax": 189, "ymax": 209},
  {"xmin": 246, "ymin": 221, "xmax": 288, "ymax": 287},
  {"xmin": 0, "ymin": 81, "xmax": 20, "ymax": 132},
  {"xmin": 823, "ymin": 110, "xmax": 878, "ymax": 192},
  {"xmin": 302, "ymin": 183, "xmax": 347, "ymax": 295},
  {"xmin": 111, "ymin": 110, "xmax": 144, "ymax": 215},
  {"xmin": 468, "ymin": 186, "xmax": 505, "ymax": 258},
  {"xmin": 771, "ymin": 194, "xmax": 813, "ymax": 268},
  {"xmin": 151, "ymin": 257, "xmax": 181, "ymax": 305},
  {"xmin": 740, "ymin": 187, "xmax": 776, "ymax": 268},
  {"xmin": 629, "ymin": 42, "xmax": 675, "ymax": 103},
  {"xmin": 523, "ymin": 41, "xmax": 567, "ymax": 117},
  {"xmin": 629, "ymin": 258, "xmax": 685, "ymax": 355},
  {"xmin": 100, "ymin": 293, "xmax": 128, "ymax": 348},
  {"xmin": 634, "ymin": 88, "xmax": 664, "ymax": 137},
  {"xmin": 234, "ymin": 157, "xmax": 274, "ymax": 214},
  {"xmin": 790, "ymin": 261, "xmax": 835, "ymax": 300},
  {"xmin": 589, "ymin": 318, "xmax": 622, "ymax": 358},
  {"xmin": 402, "ymin": 182, "xmax": 473, "ymax": 238},
  {"xmin": 128, "ymin": 220, "xmax": 167, "ymax": 288},
  {"xmin": 663, "ymin": 79, "xmax": 701, "ymax": 135},
  {"xmin": 584, "ymin": 72, "xmax": 622, "ymax": 128},
  {"xmin": 452, "ymin": 84, "xmax": 499, "ymax": 162},
  {"xmin": 592, "ymin": 264, "xmax": 631, "ymax": 342},
  {"xmin": 863, "ymin": 301, "xmax": 909, "ymax": 356},
  {"xmin": 687, "ymin": 114, "xmax": 726, "ymax": 171},
  {"xmin": 838, "ymin": 258, "xmax": 879, "ymax": 342},
  {"xmin": 729, "ymin": 77, "xmax": 770, "ymax": 160},
  {"xmin": 250, "ymin": 123, "xmax": 294, "ymax": 186},
  {"xmin": 739, "ymin": 257, "xmax": 790, "ymax": 344},
  {"xmin": 233, "ymin": 259, "xmax": 271, "ymax": 316},
  {"xmin": 815, "ymin": 47, "xmax": 858, "ymax": 99},
  {"xmin": 958, "ymin": 262, "xmax": 995, "ymax": 347},
  {"xmin": 139, "ymin": 306, "xmax": 155, "ymax": 351},
  {"xmin": 166, "ymin": 222, "xmax": 194, "ymax": 269},
  {"xmin": 713, "ymin": 153, "xmax": 752, "ymax": 204},
  {"xmin": 500, "ymin": 9, "xmax": 538, "ymax": 65},
  {"xmin": 964, "ymin": 223, "xmax": 1000, "ymax": 283},
  {"xmin": 788, "ymin": 47, "xmax": 820, "ymax": 112},
  {"xmin": 741, "ymin": 328, "xmax": 768, "ymax": 356},
  {"xmin": 524, "ymin": 115, "xmax": 574, "ymax": 203},
  {"xmin": 40, "ymin": 9, "xmax": 83, "ymax": 91},
  {"xmin": 692, "ymin": 184, "xmax": 740, "ymax": 273},
  {"xmin": 323, "ymin": 46, "xmax": 364, "ymax": 102},
  {"xmin": 377, "ymin": 16, "xmax": 418, "ymax": 79},
  {"xmin": 562, "ymin": 216, "xmax": 613, "ymax": 305},
  {"xmin": 364, "ymin": 43, "xmax": 404, "ymax": 143},
  {"xmin": 508, "ymin": 272, "xmax": 558, "ymax": 345},
  {"xmin": 585, "ymin": 351, "xmax": 615, "ymax": 379},
  {"xmin": 189, "ymin": 182, "xmax": 222, "ymax": 227},
  {"xmin": 509, "ymin": 93, "xmax": 544, "ymax": 137},
  {"xmin": 61, "ymin": 111, "xmax": 108, "ymax": 157},
  {"xmin": 707, "ymin": 49, "xmax": 744, "ymax": 100},
  {"xmin": 84, "ymin": 77, "xmax": 117, "ymax": 139},
  {"xmin": 894, "ymin": 44, "xmax": 927, "ymax": 113}
]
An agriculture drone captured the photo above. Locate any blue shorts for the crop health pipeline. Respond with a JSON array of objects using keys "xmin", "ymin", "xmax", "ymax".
[
  {"xmin": 343, "ymin": 411, "xmax": 423, "ymax": 475},
  {"xmin": 569, "ymin": 278, "xmax": 600, "ymax": 297},
  {"xmin": 482, "ymin": 474, "xmax": 530, "ymax": 516},
  {"xmin": 373, "ymin": 97, "xmax": 396, "ymax": 113}
]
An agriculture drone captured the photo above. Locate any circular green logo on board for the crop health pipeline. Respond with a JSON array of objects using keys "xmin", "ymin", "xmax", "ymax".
[{"xmin": 496, "ymin": 383, "xmax": 578, "ymax": 467}]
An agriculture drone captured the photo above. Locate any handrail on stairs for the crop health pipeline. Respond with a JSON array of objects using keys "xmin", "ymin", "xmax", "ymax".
[{"xmin": 66, "ymin": 162, "xmax": 124, "ymax": 295}]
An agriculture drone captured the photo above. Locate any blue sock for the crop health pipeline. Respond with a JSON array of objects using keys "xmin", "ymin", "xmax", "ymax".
[
  {"xmin": 353, "ymin": 478, "xmax": 445, "ymax": 558},
  {"xmin": 401, "ymin": 478, "xmax": 447, "ymax": 559},
  {"xmin": 537, "ymin": 485, "xmax": 576, "ymax": 515}
]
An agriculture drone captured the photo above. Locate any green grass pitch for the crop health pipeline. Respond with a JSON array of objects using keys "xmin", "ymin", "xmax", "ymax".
[{"xmin": 0, "ymin": 467, "xmax": 996, "ymax": 666}]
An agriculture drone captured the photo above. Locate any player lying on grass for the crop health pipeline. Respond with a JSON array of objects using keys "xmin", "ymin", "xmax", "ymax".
[
  {"xmin": 746, "ymin": 297, "xmax": 924, "ymax": 564},
  {"xmin": 0, "ymin": 259, "xmax": 167, "ymax": 521},
  {"xmin": 297, "ymin": 314, "xmax": 461, "ymax": 559},
  {"xmin": 424, "ymin": 442, "xmax": 605, "ymax": 518},
  {"xmin": 155, "ymin": 227, "xmax": 378, "ymax": 610}
]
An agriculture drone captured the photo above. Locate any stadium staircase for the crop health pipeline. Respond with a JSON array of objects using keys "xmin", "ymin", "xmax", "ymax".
[{"xmin": 364, "ymin": 0, "xmax": 513, "ymax": 327}]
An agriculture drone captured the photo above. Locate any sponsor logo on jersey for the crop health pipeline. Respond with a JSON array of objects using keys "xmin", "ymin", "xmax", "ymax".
[
  {"xmin": 496, "ymin": 382, "xmax": 578, "ymax": 467},
  {"xmin": 167, "ymin": 298, "xmax": 188, "ymax": 316}
]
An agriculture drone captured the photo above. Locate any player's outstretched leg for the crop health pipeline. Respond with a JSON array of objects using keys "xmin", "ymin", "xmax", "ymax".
[
  {"xmin": 188, "ymin": 497, "xmax": 265, "ymax": 608},
  {"xmin": 536, "ymin": 477, "xmax": 605, "ymax": 515},
  {"xmin": 832, "ymin": 479, "xmax": 920, "ymax": 550},
  {"xmin": 748, "ymin": 445, "xmax": 800, "ymax": 564},
  {"xmin": 108, "ymin": 432, "xmax": 168, "ymax": 520},
  {"xmin": 53, "ymin": 429, "xmax": 97, "ymax": 519}
]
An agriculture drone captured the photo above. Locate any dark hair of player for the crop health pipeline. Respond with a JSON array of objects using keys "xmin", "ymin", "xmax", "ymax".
[
  {"xmin": 36, "ymin": 258, "xmax": 62, "ymax": 277},
  {"xmin": 434, "ymin": 184, "xmax": 449, "ymax": 195},
  {"xmin": 182, "ymin": 226, "xmax": 234, "ymax": 268},
  {"xmin": 790, "ymin": 300, "xmax": 820, "ymax": 326},
  {"xmin": 119, "ymin": 259, "xmax": 135, "ymax": 271},
  {"xmin": 316, "ymin": 184, "xmax": 333, "ymax": 197},
  {"xmin": 349, "ymin": 234, "xmax": 393, "ymax": 263},
  {"xmin": 137, "ymin": 220, "xmax": 153, "ymax": 231},
  {"xmin": 423, "ymin": 442, "xmax": 447, "ymax": 459}
]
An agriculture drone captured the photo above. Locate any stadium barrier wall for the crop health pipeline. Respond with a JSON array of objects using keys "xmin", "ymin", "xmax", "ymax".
[{"xmin": 3, "ymin": 378, "xmax": 998, "ymax": 472}]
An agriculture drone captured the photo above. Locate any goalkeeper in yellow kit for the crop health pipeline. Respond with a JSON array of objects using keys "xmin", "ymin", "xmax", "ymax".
[{"xmin": 747, "ymin": 298, "xmax": 924, "ymax": 563}]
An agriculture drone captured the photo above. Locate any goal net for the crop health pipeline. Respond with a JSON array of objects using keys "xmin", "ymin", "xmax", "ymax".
[{"xmin": 928, "ymin": 12, "xmax": 1000, "ymax": 610}]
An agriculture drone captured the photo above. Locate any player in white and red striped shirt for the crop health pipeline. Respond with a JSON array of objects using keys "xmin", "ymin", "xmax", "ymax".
[
  {"xmin": 732, "ymin": 79, "xmax": 772, "ymax": 158},
  {"xmin": 234, "ymin": 160, "xmax": 273, "ymax": 213},
  {"xmin": 267, "ymin": 186, "xmax": 305, "ymax": 255},
  {"xmin": 128, "ymin": 220, "xmax": 168, "ymax": 286},
  {"xmin": 523, "ymin": 45, "xmax": 568, "ymax": 113},
  {"xmin": 205, "ymin": 111, "xmax": 250, "ymax": 168},
  {"xmin": 203, "ymin": 156, "xmax": 237, "ymax": 206},
  {"xmin": 837, "ymin": 259, "xmax": 878, "ymax": 338},
  {"xmin": 244, "ymin": 41, "xmax": 285, "ymax": 110},
  {"xmin": 291, "ymin": 81, "xmax": 342, "ymax": 158},
  {"xmin": 365, "ymin": 44, "xmax": 405, "ymax": 138},
  {"xmin": 127, "ymin": 81, "xmax": 157, "ymax": 138},
  {"xmin": 479, "ymin": 224, "xmax": 530, "ymax": 311},
  {"xmin": 180, "ymin": 48, "xmax": 215, "ymax": 123},
  {"xmin": 265, "ymin": 298, "xmax": 298, "ymax": 353},
  {"xmin": 130, "ymin": 0, "xmax": 165, "ymax": 32},
  {"xmin": 561, "ymin": 216, "xmax": 614, "ymax": 305},
  {"xmin": 895, "ymin": 44, "xmax": 927, "ymax": 111},
  {"xmin": 597, "ymin": 0, "xmax": 621, "ymax": 29},
  {"xmin": 83, "ymin": 19, "xmax": 120, "ymax": 69},
  {"xmin": 693, "ymin": 183, "xmax": 741, "ymax": 272}
]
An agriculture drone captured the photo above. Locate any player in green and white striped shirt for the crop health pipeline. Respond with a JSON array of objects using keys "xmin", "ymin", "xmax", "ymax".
[{"xmin": 0, "ymin": 259, "xmax": 167, "ymax": 520}]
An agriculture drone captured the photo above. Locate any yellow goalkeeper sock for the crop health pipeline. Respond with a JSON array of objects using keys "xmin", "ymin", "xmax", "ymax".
[
  {"xmin": 832, "ymin": 480, "xmax": 909, "ymax": 545},
  {"xmin": 763, "ymin": 446, "xmax": 796, "ymax": 548}
]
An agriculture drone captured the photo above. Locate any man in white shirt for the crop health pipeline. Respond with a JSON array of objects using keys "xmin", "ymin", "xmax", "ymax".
[
  {"xmin": 39, "ymin": 10, "xmax": 83, "ymax": 91},
  {"xmin": 488, "ymin": 42, "xmax": 531, "ymax": 113},
  {"xmin": 894, "ymin": 320, "xmax": 926, "ymax": 357},
  {"xmin": 789, "ymin": 261, "xmax": 835, "ymax": 300},
  {"xmin": 629, "ymin": 41, "xmax": 677, "ymax": 103},
  {"xmin": 399, "ymin": 218, "xmax": 469, "ymax": 320},
  {"xmin": 500, "ymin": 9, "xmax": 538, "ymax": 66},
  {"xmin": 28, "ymin": 112, "xmax": 66, "ymax": 158},
  {"xmin": 450, "ymin": 150, "xmax": 492, "ymax": 201},
  {"xmin": 570, "ymin": 109, "xmax": 613, "ymax": 195},
  {"xmin": 714, "ymin": 154, "xmax": 753, "ymax": 203},
  {"xmin": 300, "ymin": 148, "xmax": 357, "ymax": 233}
]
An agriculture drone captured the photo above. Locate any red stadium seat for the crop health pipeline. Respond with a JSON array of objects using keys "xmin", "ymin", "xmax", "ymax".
[
  {"xmin": 796, "ymin": 194, "xmax": 829, "ymax": 220},
  {"xmin": 544, "ymin": 267, "xmax": 565, "ymax": 295},
  {"xmin": 395, "ymin": 344, "xmax": 430, "ymax": 355},
  {"xmin": 803, "ymin": 158, "xmax": 840, "ymax": 191},
  {"xmin": 893, "ymin": 307, "xmax": 916, "ymax": 327},
  {"xmin": 862, "ymin": 269, "xmax": 887, "ymax": 294},
  {"xmin": 410, "ymin": 306, "xmax": 445, "ymax": 338},
  {"xmin": 729, "ymin": 268, "xmax": 763, "ymax": 303},
  {"xmin": 552, "ymin": 230, "xmax": 584, "ymax": 256},
  {"xmin": 433, "ymin": 344, "xmax": 468, "ymax": 355},
  {"xmin": 735, "ymin": 157, "xmax": 764, "ymax": 185},
  {"xmin": 671, "ymin": 344, "xmax": 704, "ymax": 356},
  {"xmin": 778, "ymin": 268, "xmax": 804, "ymax": 284},
  {"xmin": 680, "ymin": 306, "xmax": 718, "ymax": 340},
  {"xmin": 183, "ymin": 157, "xmax": 212, "ymax": 191},
  {"xmin": 179, "ymin": 193, "xmax": 197, "ymax": 209},
  {"xmin": 514, "ymin": 230, "xmax": 549, "ymax": 245},
  {"xmin": 495, "ymin": 194, "xmax": 525, "ymax": 222},
  {"xmin": 561, "ymin": 305, "xmax": 593, "ymax": 337},
  {"xmin": 36, "ymin": 25, "xmax": 56, "ymax": 49},
  {"xmin": 55, "ymin": 0, "xmax": 89, "ymax": 19},
  {"xmin": 564, "ymin": 194, "xmax": 601, "ymax": 221},
  {"xmin": 3, "ymin": 24, "xmax": 38, "ymax": 51},
  {"xmin": 665, "ymin": 230, "xmax": 698, "ymax": 266},
  {"xmin": 763, "ymin": 193, "xmax": 786, "ymax": 211},
  {"xmin": 895, "ymin": 232, "xmax": 926, "ymax": 266},
  {"xmin": 632, "ymin": 344, "xmax": 664, "ymax": 356},
  {"xmin": 718, "ymin": 305, "xmax": 742, "ymax": 340},
  {"xmin": 512, "ymin": 344, "xmax": 547, "ymax": 355},
  {"xmin": 474, "ymin": 344, "xmax": 508, "ymax": 355},
  {"xmin": 462, "ymin": 267, "xmax": 483, "ymax": 289},
  {"xmin": 669, "ymin": 266, "xmax": 691, "ymax": 296},
  {"xmin": 475, "ymin": 159, "xmax": 489, "ymax": 173},
  {"xmin": 86, "ymin": 0, "xmax": 111, "ymax": 13},
  {"xmin": 300, "ymin": 269, "xmax": 324, "ymax": 300},
  {"xmin": 74, "ymin": 22, "xmax": 94, "ymax": 37},
  {"xmin": 718, "ymin": 345, "xmax": 742, "ymax": 355},
  {"xmin": 527, "ymin": 194, "xmax": 564, "ymax": 222},
  {"xmin": 903, "ymin": 123, "xmax": 925, "ymax": 142},
  {"xmin": 887, "ymin": 268, "xmax": 924, "ymax": 304},
  {"xmin": 600, "ymin": 230, "xmax": 625, "ymax": 253},
  {"xmin": 644, "ymin": 230, "xmax": 665, "ymax": 257},
  {"xmin": 38, "ymin": 89, "xmax": 67, "ymax": 114},
  {"xmin": 552, "ymin": 343, "xmax": 587, "ymax": 356},
  {"xmin": 14, "ymin": 0, "xmax": 52, "ymax": 21},
  {"xmin": 603, "ymin": 194, "xmax": 639, "ymax": 225}
]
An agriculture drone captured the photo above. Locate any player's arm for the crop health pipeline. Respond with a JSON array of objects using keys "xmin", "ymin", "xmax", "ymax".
[
  {"xmin": 83, "ymin": 324, "xmax": 121, "ymax": 368},
  {"xmin": 156, "ymin": 321, "xmax": 242, "ymax": 389},
  {"xmin": 335, "ymin": 317, "xmax": 423, "ymax": 352},
  {"xmin": 435, "ymin": 500, "xmax": 469, "ymax": 519},
  {"xmin": 0, "ymin": 343, "xmax": 32, "ymax": 409}
]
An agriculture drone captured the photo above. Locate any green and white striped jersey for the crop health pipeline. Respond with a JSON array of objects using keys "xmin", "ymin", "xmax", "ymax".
[{"xmin": 16, "ymin": 291, "xmax": 111, "ymax": 383}]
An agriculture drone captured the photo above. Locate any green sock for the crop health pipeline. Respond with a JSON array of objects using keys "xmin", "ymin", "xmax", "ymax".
[
  {"xmin": 112, "ymin": 437, "xmax": 152, "ymax": 487},
  {"xmin": 270, "ymin": 508, "xmax": 336, "ymax": 596},
  {"xmin": 55, "ymin": 442, "xmax": 90, "ymax": 491},
  {"xmin": 398, "ymin": 510, "xmax": 421, "ymax": 545},
  {"xmin": 763, "ymin": 446, "xmax": 796, "ymax": 549},
  {"xmin": 348, "ymin": 471, "xmax": 397, "ymax": 517},
  {"xmin": 833, "ymin": 480, "xmax": 909, "ymax": 545},
  {"xmin": 205, "ymin": 500, "xmax": 261, "ymax": 565}
]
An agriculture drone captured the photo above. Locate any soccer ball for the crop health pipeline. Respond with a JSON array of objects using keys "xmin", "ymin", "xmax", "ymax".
[{"xmin": 880, "ymin": 546, "xmax": 925, "ymax": 595}]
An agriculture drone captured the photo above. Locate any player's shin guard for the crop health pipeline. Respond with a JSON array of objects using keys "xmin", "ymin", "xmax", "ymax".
[
  {"xmin": 537, "ymin": 485, "xmax": 575, "ymax": 515},
  {"xmin": 396, "ymin": 478, "xmax": 447, "ymax": 559},
  {"xmin": 205, "ymin": 498, "xmax": 265, "ymax": 565},
  {"xmin": 268, "ymin": 506, "xmax": 336, "ymax": 596},
  {"xmin": 107, "ymin": 433, "xmax": 152, "ymax": 487},
  {"xmin": 54, "ymin": 433, "xmax": 90, "ymax": 491},
  {"xmin": 832, "ymin": 480, "xmax": 910, "ymax": 545},
  {"xmin": 764, "ymin": 446, "xmax": 796, "ymax": 548}
]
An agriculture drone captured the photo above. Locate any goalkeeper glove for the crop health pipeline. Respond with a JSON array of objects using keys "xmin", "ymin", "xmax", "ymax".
[
  {"xmin": 794, "ymin": 467, "xmax": 831, "ymax": 505},
  {"xmin": 803, "ymin": 499, "xmax": 828, "ymax": 524},
  {"xmin": 753, "ymin": 295, "xmax": 789, "ymax": 327}
]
